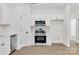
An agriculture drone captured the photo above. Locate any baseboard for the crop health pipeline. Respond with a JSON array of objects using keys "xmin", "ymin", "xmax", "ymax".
[{"xmin": 52, "ymin": 43, "xmax": 65, "ymax": 47}]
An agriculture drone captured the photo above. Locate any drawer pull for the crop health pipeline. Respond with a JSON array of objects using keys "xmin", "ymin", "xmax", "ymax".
[{"xmin": 1, "ymin": 44, "xmax": 5, "ymax": 46}]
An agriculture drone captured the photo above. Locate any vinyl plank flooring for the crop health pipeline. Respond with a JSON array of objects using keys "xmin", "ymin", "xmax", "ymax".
[{"xmin": 11, "ymin": 44, "xmax": 79, "ymax": 55}]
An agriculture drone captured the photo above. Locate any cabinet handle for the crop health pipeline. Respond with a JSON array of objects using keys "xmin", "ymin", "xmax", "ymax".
[{"xmin": 1, "ymin": 44, "xmax": 5, "ymax": 46}]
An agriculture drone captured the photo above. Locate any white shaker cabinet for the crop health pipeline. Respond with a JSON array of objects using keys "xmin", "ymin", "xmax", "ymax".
[
  {"xmin": 0, "ymin": 36, "xmax": 10, "ymax": 55},
  {"xmin": 0, "ymin": 24, "xmax": 10, "ymax": 55}
]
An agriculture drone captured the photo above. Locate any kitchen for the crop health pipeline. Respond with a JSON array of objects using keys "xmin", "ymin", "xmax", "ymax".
[{"xmin": 0, "ymin": 3, "xmax": 78, "ymax": 55}]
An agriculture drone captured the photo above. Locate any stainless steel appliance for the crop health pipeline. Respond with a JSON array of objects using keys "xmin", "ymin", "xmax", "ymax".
[
  {"xmin": 35, "ymin": 36, "xmax": 46, "ymax": 43},
  {"xmin": 35, "ymin": 20, "xmax": 46, "ymax": 43},
  {"xmin": 35, "ymin": 21, "xmax": 45, "ymax": 26}
]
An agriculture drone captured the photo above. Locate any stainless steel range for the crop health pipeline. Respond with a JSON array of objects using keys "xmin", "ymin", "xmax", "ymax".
[
  {"xmin": 35, "ymin": 20, "xmax": 46, "ymax": 43},
  {"xmin": 35, "ymin": 28, "xmax": 46, "ymax": 36}
]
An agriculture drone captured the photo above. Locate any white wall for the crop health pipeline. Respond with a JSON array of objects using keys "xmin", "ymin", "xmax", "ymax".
[
  {"xmin": 0, "ymin": 4, "xmax": 3, "ymax": 23},
  {"xmin": 63, "ymin": 4, "xmax": 71, "ymax": 47}
]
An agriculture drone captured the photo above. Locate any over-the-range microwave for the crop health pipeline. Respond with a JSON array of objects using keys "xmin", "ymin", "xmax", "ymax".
[{"xmin": 35, "ymin": 21, "xmax": 45, "ymax": 26}]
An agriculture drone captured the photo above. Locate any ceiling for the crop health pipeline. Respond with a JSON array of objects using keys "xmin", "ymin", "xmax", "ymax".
[
  {"xmin": 30, "ymin": 3, "xmax": 67, "ymax": 10},
  {"xmin": 30, "ymin": 3, "xmax": 79, "ymax": 12},
  {"xmin": 5, "ymin": 3, "xmax": 79, "ymax": 13}
]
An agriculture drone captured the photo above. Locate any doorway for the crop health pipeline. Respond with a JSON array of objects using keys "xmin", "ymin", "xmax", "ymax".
[{"xmin": 70, "ymin": 19, "xmax": 76, "ymax": 46}]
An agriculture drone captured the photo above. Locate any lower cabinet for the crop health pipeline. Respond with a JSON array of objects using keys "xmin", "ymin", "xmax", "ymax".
[{"xmin": 0, "ymin": 37, "xmax": 10, "ymax": 55}]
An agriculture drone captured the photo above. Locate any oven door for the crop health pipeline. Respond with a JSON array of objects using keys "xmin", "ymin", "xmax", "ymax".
[{"xmin": 35, "ymin": 36, "xmax": 46, "ymax": 43}]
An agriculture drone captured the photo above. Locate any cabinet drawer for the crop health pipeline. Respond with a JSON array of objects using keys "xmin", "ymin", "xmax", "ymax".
[{"xmin": 0, "ymin": 42, "xmax": 8, "ymax": 55}]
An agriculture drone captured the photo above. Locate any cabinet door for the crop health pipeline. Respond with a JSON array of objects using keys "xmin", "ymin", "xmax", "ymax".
[
  {"xmin": 0, "ymin": 37, "xmax": 10, "ymax": 55},
  {"xmin": 0, "ymin": 43, "xmax": 7, "ymax": 55}
]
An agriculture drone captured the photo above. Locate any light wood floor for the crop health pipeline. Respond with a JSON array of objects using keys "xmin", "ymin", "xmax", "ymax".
[{"xmin": 11, "ymin": 43, "xmax": 79, "ymax": 55}]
